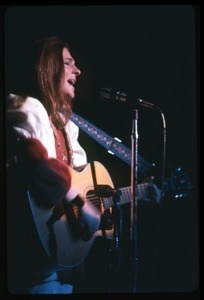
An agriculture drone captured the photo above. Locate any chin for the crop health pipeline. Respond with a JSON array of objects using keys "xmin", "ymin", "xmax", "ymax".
[{"xmin": 66, "ymin": 92, "xmax": 75, "ymax": 99}]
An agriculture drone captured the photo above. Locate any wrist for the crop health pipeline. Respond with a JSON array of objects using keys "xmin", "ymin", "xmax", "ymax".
[{"xmin": 65, "ymin": 187, "xmax": 78, "ymax": 202}]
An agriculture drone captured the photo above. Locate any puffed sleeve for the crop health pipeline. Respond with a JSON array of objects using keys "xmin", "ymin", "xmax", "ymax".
[
  {"xmin": 18, "ymin": 138, "xmax": 72, "ymax": 207},
  {"xmin": 6, "ymin": 94, "xmax": 57, "ymax": 158}
]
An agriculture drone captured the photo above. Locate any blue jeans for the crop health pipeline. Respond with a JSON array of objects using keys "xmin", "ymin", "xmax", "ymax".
[{"xmin": 28, "ymin": 272, "xmax": 73, "ymax": 294}]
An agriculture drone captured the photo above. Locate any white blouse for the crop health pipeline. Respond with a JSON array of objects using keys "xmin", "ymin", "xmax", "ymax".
[{"xmin": 6, "ymin": 94, "xmax": 87, "ymax": 167}]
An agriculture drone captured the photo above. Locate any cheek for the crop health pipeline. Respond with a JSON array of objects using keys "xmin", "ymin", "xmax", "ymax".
[
  {"xmin": 64, "ymin": 67, "xmax": 71, "ymax": 76},
  {"xmin": 63, "ymin": 69, "xmax": 71, "ymax": 84},
  {"xmin": 62, "ymin": 72, "xmax": 69, "ymax": 87}
]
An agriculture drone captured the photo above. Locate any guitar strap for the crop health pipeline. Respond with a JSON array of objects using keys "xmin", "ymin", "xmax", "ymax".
[
  {"xmin": 90, "ymin": 161, "xmax": 97, "ymax": 188},
  {"xmin": 71, "ymin": 112, "xmax": 154, "ymax": 176}
]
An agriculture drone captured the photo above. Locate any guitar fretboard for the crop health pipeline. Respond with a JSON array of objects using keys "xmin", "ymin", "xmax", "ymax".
[{"xmin": 102, "ymin": 183, "xmax": 150, "ymax": 210}]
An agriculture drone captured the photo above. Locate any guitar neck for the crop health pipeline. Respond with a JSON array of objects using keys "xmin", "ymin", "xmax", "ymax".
[
  {"xmin": 102, "ymin": 166, "xmax": 193, "ymax": 210},
  {"xmin": 102, "ymin": 183, "xmax": 150, "ymax": 210}
]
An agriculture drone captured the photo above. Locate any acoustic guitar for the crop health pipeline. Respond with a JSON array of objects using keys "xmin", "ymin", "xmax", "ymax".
[{"xmin": 28, "ymin": 161, "xmax": 192, "ymax": 268}]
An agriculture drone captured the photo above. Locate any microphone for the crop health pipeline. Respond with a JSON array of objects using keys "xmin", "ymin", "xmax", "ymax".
[
  {"xmin": 94, "ymin": 184, "xmax": 122, "ymax": 198},
  {"xmin": 100, "ymin": 87, "xmax": 128, "ymax": 102},
  {"xmin": 100, "ymin": 87, "xmax": 154, "ymax": 108},
  {"xmin": 138, "ymin": 98, "xmax": 154, "ymax": 108}
]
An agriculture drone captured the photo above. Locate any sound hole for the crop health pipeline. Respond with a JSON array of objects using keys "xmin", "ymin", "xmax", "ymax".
[{"xmin": 86, "ymin": 190, "xmax": 102, "ymax": 212}]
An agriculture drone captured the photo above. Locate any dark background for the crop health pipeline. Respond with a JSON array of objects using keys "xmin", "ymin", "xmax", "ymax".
[{"xmin": 2, "ymin": 4, "xmax": 199, "ymax": 297}]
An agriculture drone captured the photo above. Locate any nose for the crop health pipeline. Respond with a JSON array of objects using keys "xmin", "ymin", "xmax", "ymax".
[{"xmin": 73, "ymin": 65, "xmax": 81, "ymax": 76}]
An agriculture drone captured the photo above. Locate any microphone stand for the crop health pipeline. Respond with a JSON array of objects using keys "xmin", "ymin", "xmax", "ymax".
[
  {"xmin": 130, "ymin": 109, "xmax": 139, "ymax": 293},
  {"xmin": 110, "ymin": 190, "xmax": 123, "ymax": 282},
  {"xmin": 107, "ymin": 189, "xmax": 122, "ymax": 293}
]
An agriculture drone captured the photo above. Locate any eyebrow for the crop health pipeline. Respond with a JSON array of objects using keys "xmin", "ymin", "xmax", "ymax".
[{"xmin": 64, "ymin": 57, "xmax": 75, "ymax": 64}]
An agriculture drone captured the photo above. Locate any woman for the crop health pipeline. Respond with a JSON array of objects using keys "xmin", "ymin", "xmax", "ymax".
[
  {"xmin": 6, "ymin": 36, "xmax": 102, "ymax": 294},
  {"xmin": 6, "ymin": 36, "xmax": 161, "ymax": 294}
]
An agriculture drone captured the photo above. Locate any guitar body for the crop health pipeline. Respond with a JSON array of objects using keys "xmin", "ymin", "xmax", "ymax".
[{"xmin": 28, "ymin": 161, "xmax": 115, "ymax": 268}]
